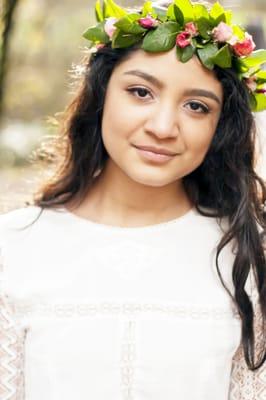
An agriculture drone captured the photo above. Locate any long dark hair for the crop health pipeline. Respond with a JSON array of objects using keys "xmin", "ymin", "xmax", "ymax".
[{"xmin": 33, "ymin": 2, "xmax": 266, "ymax": 371}]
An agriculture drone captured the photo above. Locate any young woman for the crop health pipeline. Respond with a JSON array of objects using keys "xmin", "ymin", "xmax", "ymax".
[{"xmin": 0, "ymin": 0, "xmax": 265, "ymax": 399}]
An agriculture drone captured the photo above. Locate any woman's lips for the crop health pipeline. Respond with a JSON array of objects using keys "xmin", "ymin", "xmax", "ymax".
[{"xmin": 134, "ymin": 146, "xmax": 177, "ymax": 163}]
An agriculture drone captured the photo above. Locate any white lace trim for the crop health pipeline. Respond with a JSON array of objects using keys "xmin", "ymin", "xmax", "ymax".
[
  {"xmin": 0, "ymin": 249, "xmax": 26, "ymax": 400},
  {"xmin": 120, "ymin": 320, "xmax": 136, "ymax": 400},
  {"xmin": 229, "ymin": 301, "xmax": 266, "ymax": 399},
  {"xmin": 10, "ymin": 300, "xmax": 240, "ymax": 320}
]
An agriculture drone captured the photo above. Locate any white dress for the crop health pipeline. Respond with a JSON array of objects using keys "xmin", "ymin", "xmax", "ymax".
[{"xmin": 0, "ymin": 206, "xmax": 265, "ymax": 400}]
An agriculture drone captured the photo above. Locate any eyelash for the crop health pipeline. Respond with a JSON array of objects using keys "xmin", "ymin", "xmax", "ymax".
[{"xmin": 126, "ymin": 87, "xmax": 210, "ymax": 114}]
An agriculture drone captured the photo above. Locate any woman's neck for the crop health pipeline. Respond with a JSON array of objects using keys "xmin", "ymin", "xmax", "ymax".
[{"xmin": 67, "ymin": 161, "xmax": 193, "ymax": 228}]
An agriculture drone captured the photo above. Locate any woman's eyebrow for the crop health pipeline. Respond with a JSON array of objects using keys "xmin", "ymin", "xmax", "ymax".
[
  {"xmin": 123, "ymin": 69, "xmax": 221, "ymax": 105},
  {"xmin": 123, "ymin": 69, "xmax": 164, "ymax": 89}
]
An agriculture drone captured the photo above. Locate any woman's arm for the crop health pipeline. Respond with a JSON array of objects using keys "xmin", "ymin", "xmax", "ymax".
[{"xmin": 229, "ymin": 301, "xmax": 266, "ymax": 399}]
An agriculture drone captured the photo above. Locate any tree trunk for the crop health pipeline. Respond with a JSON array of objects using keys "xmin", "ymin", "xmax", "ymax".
[{"xmin": 0, "ymin": 0, "xmax": 20, "ymax": 124}]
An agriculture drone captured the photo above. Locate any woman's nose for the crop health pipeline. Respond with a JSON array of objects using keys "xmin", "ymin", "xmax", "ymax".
[{"xmin": 143, "ymin": 103, "xmax": 180, "ymax": 139}]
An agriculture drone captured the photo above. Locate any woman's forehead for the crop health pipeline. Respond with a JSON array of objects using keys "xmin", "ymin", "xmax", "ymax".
[{"xmin": 114, "ymin": 47, "xmax": 223, "ymax": 95}]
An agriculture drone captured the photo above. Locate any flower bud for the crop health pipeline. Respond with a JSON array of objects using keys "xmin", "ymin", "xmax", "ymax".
[
  {"xmin": 104, "ymin": 17, "xmax": 118, "ymax": 38},
  {"xmin": 176, "ymin": 31, "xmax": 191, "ymax": 48},
  {"xmin": 212, "ymin": 22, "xmax": 233, "ymax": 43},
  {"xmin": 185, "ymin": 22, "xmax": 198, "ymax": 37},
  {"xmin": 232, "ymin": 33, "xmax": 256, "ymax": 56},
  {"xmin": 138, "ymin": 15, "xmax": 159, "ymax": 29}
]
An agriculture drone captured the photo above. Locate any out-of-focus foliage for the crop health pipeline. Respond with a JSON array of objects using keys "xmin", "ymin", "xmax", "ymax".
[
  {"xmin": 0, "ymin": 0, "xmax": 20, "ymax": 120},
  {"xmin": 3, "ymin": 0, "xmax": 135, "ymax": 122}
]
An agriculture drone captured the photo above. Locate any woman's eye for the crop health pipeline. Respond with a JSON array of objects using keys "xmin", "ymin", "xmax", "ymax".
[
  {"xmin": 127, "ymin": 87, "xmax": 152, "ymax": 100},
  {"xmin": 185, "ymin": 101, "xmax": 209, "ymax": 114}
]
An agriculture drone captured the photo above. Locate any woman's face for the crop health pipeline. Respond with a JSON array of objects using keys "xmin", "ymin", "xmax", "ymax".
[{"xmin": 101, "ymin": 46, "xmax": 223, "ymax": 187}]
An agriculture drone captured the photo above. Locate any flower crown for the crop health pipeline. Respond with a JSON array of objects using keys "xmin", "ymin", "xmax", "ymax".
[{"xmin": 83, "ymin": 0, "xmax": 266, "ymax": 112}]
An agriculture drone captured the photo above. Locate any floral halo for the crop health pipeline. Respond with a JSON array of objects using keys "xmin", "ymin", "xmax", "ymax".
[{"xmin": 83, "ymin": 0, "xmax": 266, "ymax": 112}]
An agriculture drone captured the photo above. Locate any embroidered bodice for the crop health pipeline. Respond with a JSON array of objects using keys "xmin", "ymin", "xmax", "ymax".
[{"xmin": 0, "ymin": 206, "xmax": 265, "ymax": 399}]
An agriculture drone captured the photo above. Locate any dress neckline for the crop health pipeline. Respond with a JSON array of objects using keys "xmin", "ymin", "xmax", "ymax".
[{"xmin": 55, "ymin": 205, "xmax": 198, "ymax": 233}]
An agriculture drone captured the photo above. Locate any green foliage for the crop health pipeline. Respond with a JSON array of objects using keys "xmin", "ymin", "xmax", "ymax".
[
  {"xmin": 212, "ymin": 44, "xmax": 232, "ymax": 68},
  {"xmin": 242, "ymin": 50, "xmax": 266, "ymax": 69},
  {"xmin": 197, "ymin": 43, "xmax": 219, "ymax": 69},
  {"xmin": 197, "ymin": 18, "xmax": 212, "ymax": 39},
  {"xmin": 174, "ymin": 0, "xmax": 193, "ymax": 23},
  {"xmin": 166, "ymin": 4, "xmax": 184, "ymax": 25},
  {"xmin": 112, "ymin": 29, "xmax": 143, "ymax": 47},
  {"xmin": 95, "ymin": 0, "xmax": 104, "ymax": 22},
  {"xmin": 141, "ymin": 1, "xmax": 157, "ymax": 19},
  {"xmin": 141, "ymin": 22, "xmax": 180, "ymax": 52},
  {"xmin": 82, "ymin": 21, "xmax": 109, "ymax": 44},
  {"xmin": 103, "ymin": 0, "xmax": 126, "ymax": 19},
  {"xmin": 209, "ymin": 2, "xmax": 226, "ymax": 24},
  {"xmin": 114, "ymin": 14, "xmax": 146, "ymax": 34},
  {"xmin": 176, "ymin": 44, "xmax": 195, "ymax": 62},
  {"xmin": 253, "ymin": 93, "xmax": 266, "ymax": 111}
]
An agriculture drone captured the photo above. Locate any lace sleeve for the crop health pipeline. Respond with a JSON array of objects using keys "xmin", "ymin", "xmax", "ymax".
[
  {"xmin": 228, "ymin": 276, "xmax": 266, "ymax": 399},
  {"xmin": 0, "ymin": 247, "xmax": 26, "ymax": 400}
]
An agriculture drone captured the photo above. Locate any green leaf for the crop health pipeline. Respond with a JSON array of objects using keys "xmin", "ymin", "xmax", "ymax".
[
  {"xmin": 174, "ymin": 5, "xmax": 184, "ymax": 25},
  {"xmin": 232, "ymin": 25, "xmax": 245, "ymax": 41},
  {"xmin": 95, "ymin": 0, "xmax": 104, "ymax": 22},
  {"xmin": 194, "ymin": 41, "xmax": 204, "ymax": 49},
  {"xmin": 234, "ymin": 57, "xmax": 249, "ymax": 74},
  {"xmin": 176, "ymin": 45, "xmax": 182, "ymax": 60},
  {"xmin": 240, "ymin": 65, "xmax": 261, "ymax": 79},
  {"xmin": 141, "ymin": 21, "xmax": 180, "ymax": 52},
  {"xmin": 82, "ymin": 21, "xmax": 109, "ymax": 44},
  {"xmin": 103, "ymin": 0, "xmax": 127, "ymax": 19},
  {"xmin": 197, "ymin": 17, "xmax": 212, "ymax": 39},
  {"xmin": 166, "ymin": 3, "xmax": 176, "ymax": 21},
  {"xmin": 180, "ymin": 45, "xmax": 195, "ymax": 62},
  {"xmin": 114, "ymin": 14, "xmax": 146, "ymax": 34},
  {"xmin": 249, "ymin": 93, "xmax": 257, "ymax": 111},
  {"xmin": 112, "ymin": 29, "xmax": 143, "ymax": 48},
  {"xmin": 193, "ymin": 4, "xmax": 209, "ymax": 21},
  {"xmin": 191, "ymin": 38, "xmax": 198, "ymax": 47},
  {"xmin": 174, "ymin": 0, "xmax": 193, "ymax": 23},
  {"xmin": 141, "ymin": 1, "xmax": 157, "ymax": 18},
  {"xmin": 212, "ymin": 44, "xmax": 232, "ymax": 68},
  {"xmin": 209, "ymin": 2, "xmax": 225, "ymax": 22},
  {"xmin": 255, "ymin": 70, "xmax": 266, "ymax": 84},
  {"xmin": 253, "ymin": 93, "xmax": 266, "ymax": 112},
  {"xmin": 242, "ymin": 50, "xmax": 266, "ymax": 68},
  {"xmin": 197, "ymin": 43, "xmax": 219, "ymax": 69},
  {"xmin": 256, "ymin": 71, "xmax": 266, "ymax": 79},
  {"xmin": 224, "ymin": 10, "xmax": 232, "ymax": 25},
  {"xmin": 215, "ymin": 13, "xmax": 226, "ymax": 24},
  {"xmin": 167, "ymin": 4, "xmax": 184, "ymax": 25}
]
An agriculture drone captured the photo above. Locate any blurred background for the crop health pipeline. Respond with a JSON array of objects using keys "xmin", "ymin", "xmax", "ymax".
[{"xmin": 0, "ymin": 0, "xmax": 266, "ymax": 212}]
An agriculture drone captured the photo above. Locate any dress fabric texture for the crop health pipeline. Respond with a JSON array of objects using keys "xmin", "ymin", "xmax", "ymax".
[{"xmin": 0, "ymin": 206, "xmax": 265, "ymax": 400}]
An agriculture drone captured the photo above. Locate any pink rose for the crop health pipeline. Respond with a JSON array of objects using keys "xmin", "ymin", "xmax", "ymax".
[
  {"xmin": 212, "ymin": 22, "xmax": 233, "ymax": 43},
  {"xmin": 138, "ymin": 15, "xmax": 159, "ymax": 29},
  {"xmin": 232, "ymin": 33, "xmax": 256, "ymax": 56},
  {"xmin": 104, "ymin": 17, "xmax": 118, "ymax": 38},
  {"xmin": 176, "ymin": 31, "xmax": 191, "ymax": 48},
  {"xmin": 185, "ymin": 22, "xmax": 198, "ymax": 37}
]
